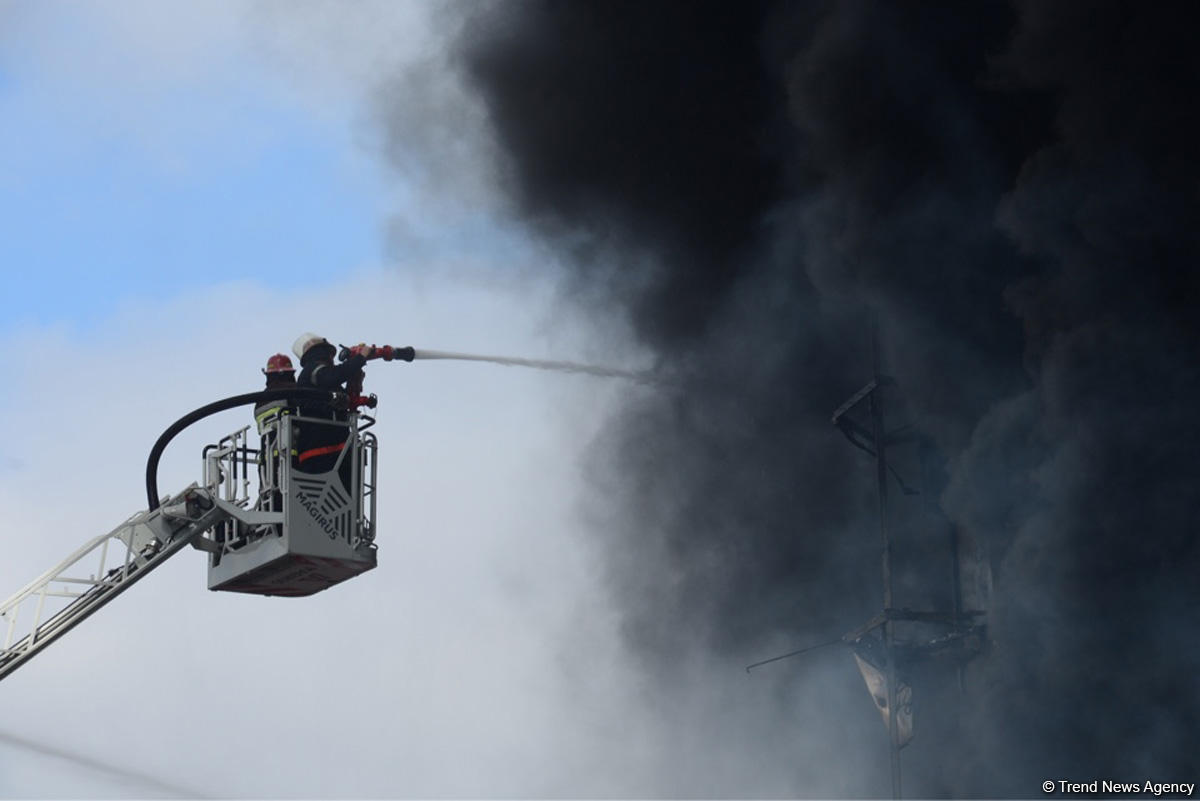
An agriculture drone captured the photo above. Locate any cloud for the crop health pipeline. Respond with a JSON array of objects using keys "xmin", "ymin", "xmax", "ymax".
[
  {"xmin": 0, "ymin": 1, "xmax": 444, "ymax": 179},
  {"xmin": 0, "ymin": 271, "xmax": 657, "ymax": 798}
]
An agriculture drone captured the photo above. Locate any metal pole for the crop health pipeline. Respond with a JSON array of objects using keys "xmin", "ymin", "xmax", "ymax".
[
  {"xmin": 950, "ymin": 521, "xmax": 966, "ymax": 694},
  {"xmin": 870, "ymin": 317, "xmax": 902, "ymax": 800},
  {"xmin": 921, "ymin": 437, "xmax": 967, "ymax": 695}
]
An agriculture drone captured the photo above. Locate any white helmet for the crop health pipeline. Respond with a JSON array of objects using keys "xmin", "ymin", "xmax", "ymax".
[{"xmin": 292, "ymin": 332, "xmax": 330, "ymax": 361}]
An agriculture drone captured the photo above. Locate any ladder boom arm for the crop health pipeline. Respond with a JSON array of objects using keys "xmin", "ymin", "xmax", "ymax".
[
  {"xmin": 0, "ymin": 486, "xmax": 236, "ymax": 683},
  {"xmin": 2, "ymin": 387, "xmax": 338, "ymax": 685}
]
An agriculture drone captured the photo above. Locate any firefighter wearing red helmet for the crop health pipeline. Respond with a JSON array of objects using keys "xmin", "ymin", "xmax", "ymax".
[
  {"xmin": 255, "ymin": 353, "xmax": 296, "ymax": 433},
  {"xmin": 263, "ymin": 353, "xmax": 295, "ymax": 377},
  {"xmin": 254, "ymin": 353, "xmax": 297, "ymax": 514}
]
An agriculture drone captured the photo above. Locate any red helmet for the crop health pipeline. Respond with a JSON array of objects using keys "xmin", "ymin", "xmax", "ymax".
[{"xmin": 262, "ymin": 353, "xmax": 295, "ymax": 375}]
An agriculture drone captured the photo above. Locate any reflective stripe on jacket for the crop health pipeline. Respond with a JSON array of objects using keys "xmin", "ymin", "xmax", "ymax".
[{"xmin": 254, "ymin": 400, "xmax": 291, "ymax": 435}]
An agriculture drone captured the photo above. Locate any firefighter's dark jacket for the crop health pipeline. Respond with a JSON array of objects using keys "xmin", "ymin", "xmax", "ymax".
[
  {"xmin": 297, "ymin": 353, "xmax": 367, "ymax": 395},
  {"xmin": 293, "ymin": 351, "xmax": 366, "ymax": 476}
]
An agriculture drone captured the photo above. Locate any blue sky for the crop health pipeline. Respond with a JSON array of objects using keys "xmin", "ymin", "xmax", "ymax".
[
  {"xmin": 0, "ymin": 113, "xmax": 385, "ymax": 330},
  {"xmin": 0, "ymin": 3, "xmax": 388, "ymax": 331},
  {"xmin": 0, "ymin": 0, "xmax": 527, "ymax": 333}
]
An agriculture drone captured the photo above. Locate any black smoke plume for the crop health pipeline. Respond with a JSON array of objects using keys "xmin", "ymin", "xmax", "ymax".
[{"xmin": 397, "ymin": 0, "xmax": 1200, "ymax": 795}]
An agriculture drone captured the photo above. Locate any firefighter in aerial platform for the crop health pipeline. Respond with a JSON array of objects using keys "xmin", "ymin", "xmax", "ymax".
[
  {"xmin": 291, "ymin": 333, "xmax": 372, "ymax": 488},
  {"xmin": 254, "ymin": 353, "xmax": 297, "ymax": 512}
]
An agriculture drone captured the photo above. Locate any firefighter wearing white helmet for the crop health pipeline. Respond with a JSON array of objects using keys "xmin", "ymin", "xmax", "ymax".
[
  {"xmin": 292, "ymin": 333, "xmax": 329, "ymax": 362},
  {"xmin": 291, "ymin": 333, "xmax": 373, "ymax": 482},
  {"xmin": 292, "ymin": 332, "xmax": 373, "ymax": 394}
]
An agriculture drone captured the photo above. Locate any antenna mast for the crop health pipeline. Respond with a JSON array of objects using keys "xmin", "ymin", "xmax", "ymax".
[
  {"xmin": 869, "ymin": 317, "xmax": 903, "ymax": 800},
  {"xmin": 748, "ymin": 311, "xmax": 989, "ymax": 798}
]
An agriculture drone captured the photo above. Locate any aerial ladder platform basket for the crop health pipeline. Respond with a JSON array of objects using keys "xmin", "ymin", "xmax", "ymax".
[
  {"xmin": 0, "ymin": 393, "xmax": 378, "ymax": 683},
  {"xmin": 206, "ymin": 410, "xmax": 378, "ymax": 596}
]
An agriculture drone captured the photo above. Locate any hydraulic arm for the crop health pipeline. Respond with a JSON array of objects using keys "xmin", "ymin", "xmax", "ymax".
[
  {"xmin": 1, "ymin": 386, "xmax": 343, "ymax": 685},
  {"xmin": 0, "ymin": 486, "xmax": 252, "ymax": 682}
]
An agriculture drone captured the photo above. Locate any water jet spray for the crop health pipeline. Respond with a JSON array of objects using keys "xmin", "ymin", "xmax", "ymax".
[{"xmin": 339, "ymin": 343, "xmax": 658, "ymax": 384}]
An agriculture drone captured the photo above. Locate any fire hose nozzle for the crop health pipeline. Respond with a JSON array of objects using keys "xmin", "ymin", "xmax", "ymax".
[{"xmin": 338, "ymin": 344, "xmax": 415, "ymax": 362}]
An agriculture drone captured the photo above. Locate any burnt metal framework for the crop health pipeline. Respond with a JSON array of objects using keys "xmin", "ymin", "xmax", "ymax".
[
  {"xmin": 747, "ymin": 323, "xmax": 989, "ymax": 799},
  {"xmin": 830, "ymin": 324, "xmax": 986, "ymax": 799}
]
